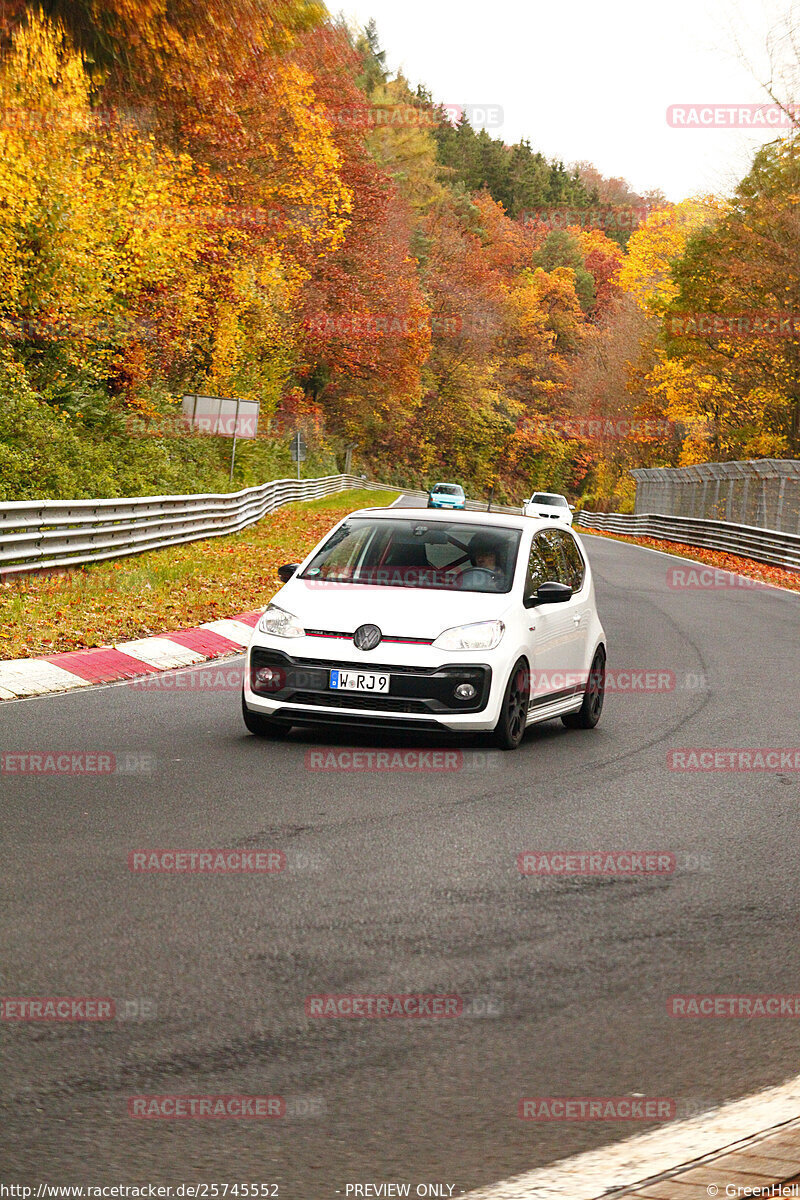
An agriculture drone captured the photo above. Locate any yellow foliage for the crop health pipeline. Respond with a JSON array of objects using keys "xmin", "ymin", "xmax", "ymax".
[
  {"xmin": 618, "ymin": 199, "xmax": 724, "ymax": 314},
  {"xmin": 209, "ymin": 251, "xmax": 300, "ymax": 403},
  {"xmin": 576, "ymin": 228, "xmax": 624, "ymax": 264},
  {"xmin": 0, "ymin": 13, "xmax": 215, "ymax": 384},
  {"xmin": 0, "ymin": 10, "xmax": 305, "ymax": 412},
  {"xmin": 259, "ymin": 59, "xmax": 353, "ymax": 250},
  {"xmin": 645, "ymin": 351, "xmax": 789, "ymax": 460}
]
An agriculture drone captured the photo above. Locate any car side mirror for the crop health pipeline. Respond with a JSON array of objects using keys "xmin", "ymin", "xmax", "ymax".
[
  {"xmin": 569, "ymin": 505, "xmax": 576, "ymax": 512},
  {"xmin": 278, "ymin": 563, "xmax": 300, "ymax": 583},
  {"xmin": 524, "ymin": 581, "xmax": 573, "ymax": 608}
]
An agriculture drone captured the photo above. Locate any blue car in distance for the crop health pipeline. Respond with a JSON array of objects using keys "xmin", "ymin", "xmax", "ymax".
[{"xmin": 427, "ymin": 482, "xmax": 466, "ymax": 510}]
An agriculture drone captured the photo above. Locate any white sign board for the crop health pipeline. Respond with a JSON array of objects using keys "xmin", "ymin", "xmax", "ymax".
[{"xmin": 182, "ymin": 395, "xmax": 259, "ymax": 439}]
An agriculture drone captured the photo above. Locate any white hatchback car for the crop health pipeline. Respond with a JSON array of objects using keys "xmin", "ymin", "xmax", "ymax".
[
  {"xmin": 523, "ymin": 492, "xmax": 576, "ymax": 525},
  {"xmin": 243, "ymin": 508, "xmax": 606, "ymax": 750}
]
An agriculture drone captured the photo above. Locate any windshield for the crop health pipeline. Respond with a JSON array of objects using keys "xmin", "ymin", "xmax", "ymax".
[
  {"xmin": 532, "ymin": 493, "xmax": 569, "ymax": 508},
  {"xmin": 301, "ymin": 519, "xmax": 521, "ymax": 593},
  {"xmin": 432, "ymin": 484, "xmax": 463, "ymax": 496}
]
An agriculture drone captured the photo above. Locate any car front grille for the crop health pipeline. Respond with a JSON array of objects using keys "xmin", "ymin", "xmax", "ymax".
[
  {"xmin": 276, "ymin": 707, "xmax": 444, "ymax": 732},
  {"xmin": 290, "ymin": 691, "xmax": 430, "ymax": 713},
  {"xmin": 249, "ymin": 649, "xmax": 491, "ymax": 714}
]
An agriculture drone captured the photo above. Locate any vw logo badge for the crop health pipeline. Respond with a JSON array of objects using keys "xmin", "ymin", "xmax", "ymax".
[{"xmin": 353, "ymin": 624, "xmax": 382, "ymax": 651}]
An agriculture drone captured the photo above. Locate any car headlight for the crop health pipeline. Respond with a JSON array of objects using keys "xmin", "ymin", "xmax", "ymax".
[
  {"xmin": 257, "ymin": 604, "xmax": 305, "ymax": 638},
  {"xmin": 433, "ymin": 620, "xmax": 505, "ymax": 651}
]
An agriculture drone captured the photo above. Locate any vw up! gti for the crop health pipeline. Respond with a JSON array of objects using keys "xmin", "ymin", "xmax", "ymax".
[{"xmin": 243, "ymin": 508, "xmax": 606, "ymax": 750}]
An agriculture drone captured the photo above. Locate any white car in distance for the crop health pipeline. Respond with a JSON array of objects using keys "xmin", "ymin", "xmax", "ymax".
[
  {"xmin": 523, "ymin": 492, "xmax": 576, "ymax": 526},
  {"xmin": 243, "ymin": 507, "xmax": 606, "ymax": 751}
]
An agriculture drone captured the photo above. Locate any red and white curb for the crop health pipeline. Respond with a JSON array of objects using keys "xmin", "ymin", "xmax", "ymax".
[{"xmin": 0, "ymin": 612, "xmax": 263, "ymax": 701}]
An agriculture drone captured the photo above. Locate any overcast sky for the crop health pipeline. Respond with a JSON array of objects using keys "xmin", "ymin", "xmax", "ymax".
[{"xmin": 339, "ymin": 0, "xmax": 799, "ymax": 201}]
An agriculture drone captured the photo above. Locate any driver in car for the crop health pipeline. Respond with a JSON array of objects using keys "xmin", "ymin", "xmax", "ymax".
[{"xmin": 460, "ymin": 533, "xmax": 506, "ymax": 590}]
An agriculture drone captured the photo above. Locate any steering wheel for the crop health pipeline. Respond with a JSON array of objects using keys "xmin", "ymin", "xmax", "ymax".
[{"xmin": 457, "ymin": 566, "xmax": 498, "ymax": 588}]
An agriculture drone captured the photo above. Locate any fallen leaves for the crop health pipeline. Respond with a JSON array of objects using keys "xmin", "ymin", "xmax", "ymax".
[
  {"xmin": 581, "ymin": 526, "xmax": 800, "ymax": 592},
  {"xmin": 2, "ymin": 490, "xmax": 399, "ymax": 659}
]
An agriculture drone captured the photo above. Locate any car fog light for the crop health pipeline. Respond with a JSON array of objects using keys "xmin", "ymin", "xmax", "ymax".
[
  {"xmin": 255, "ymin": 667, "xmax": 279, "ymax": 689},
  {"xmin": 454, "ymin": 683, "xmax": 477, "ymax": 700}
]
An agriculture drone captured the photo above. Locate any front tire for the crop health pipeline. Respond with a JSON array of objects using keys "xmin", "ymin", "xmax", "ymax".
[
  {"xmin": 241, "ymin": 691, "xmax": 292, "ymax": 738},
  {"xmin": 561, "ymin": 648, "xmax": 605, "ymax": 729},
  {"xmin": 493, "ymin": 659, "xmax": 530, "ymax": 750}
]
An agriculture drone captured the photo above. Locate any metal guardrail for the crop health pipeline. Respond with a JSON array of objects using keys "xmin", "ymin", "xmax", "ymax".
[
  {"xmin": 631, "ymin": 460, "xmax": 800, "ymax": 534},
  {"xmin": 404, "ymin": 494, "xmax": 523, "ymax": 516},
  {"xmin": 0, "ymin": 478, "xmax": 524, "ymax": 576},
  {"xmin": 0, "ymin": 475, "xmax": 396, "ymax": 576},
  {"xmin": 466, "ymin": 499, "xmax": 522, "ymax": 516},
  {"xmin": 576, "ymin": 509, "xmax": 800, "ymax": 572}
]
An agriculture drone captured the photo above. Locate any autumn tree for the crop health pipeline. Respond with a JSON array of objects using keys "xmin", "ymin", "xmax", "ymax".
[
  {"xmin": 664, "ymin": 141, "xmax": 800, "ymax": 455},
  {"xmin": 292, "ymin": 24, "xmax": 429, "ymax": 451}
]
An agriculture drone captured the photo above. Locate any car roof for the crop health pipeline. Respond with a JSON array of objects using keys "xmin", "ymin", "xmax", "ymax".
[{"xmin": 348, "ymin": 506, "xmax": 571, "ymax": 534}]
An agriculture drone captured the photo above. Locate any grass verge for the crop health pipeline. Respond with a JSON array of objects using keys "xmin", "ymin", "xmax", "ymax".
[
  {"xmin": 1, "ymin": 489, "xmax": 400, "ymax": 659},
  {"xmin": 580, "ymin": 525, "xmax": 800, "ymax": 593}
]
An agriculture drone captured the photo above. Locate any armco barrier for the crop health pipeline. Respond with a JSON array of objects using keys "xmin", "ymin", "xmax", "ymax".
[
  {"xmin": 0, "ymin": 479, "xmax": 522, "ymax": 576},
  {"xmin": 576, "ymin": 509, "xmax": 800, "ymax": 572},
  {"xmin": 0, "ymin": 476, "xmax": 395, "ymax": 576}
]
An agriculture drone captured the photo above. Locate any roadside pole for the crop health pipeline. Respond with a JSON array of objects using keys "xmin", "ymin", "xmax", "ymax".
[{"xmin": 229, "ymin": 399, "xmax": 241, "ymax": 483}]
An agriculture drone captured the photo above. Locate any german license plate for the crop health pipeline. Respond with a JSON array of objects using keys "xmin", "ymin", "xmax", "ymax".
[{"xmin": 329, "ymin": 669, "xmax": 390, "ymax": 693}]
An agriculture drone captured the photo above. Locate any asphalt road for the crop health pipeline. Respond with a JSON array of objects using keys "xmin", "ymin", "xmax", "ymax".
[{"xmin": 2, "ymin": 519, "xmax": 800, "ymax": 1196}]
